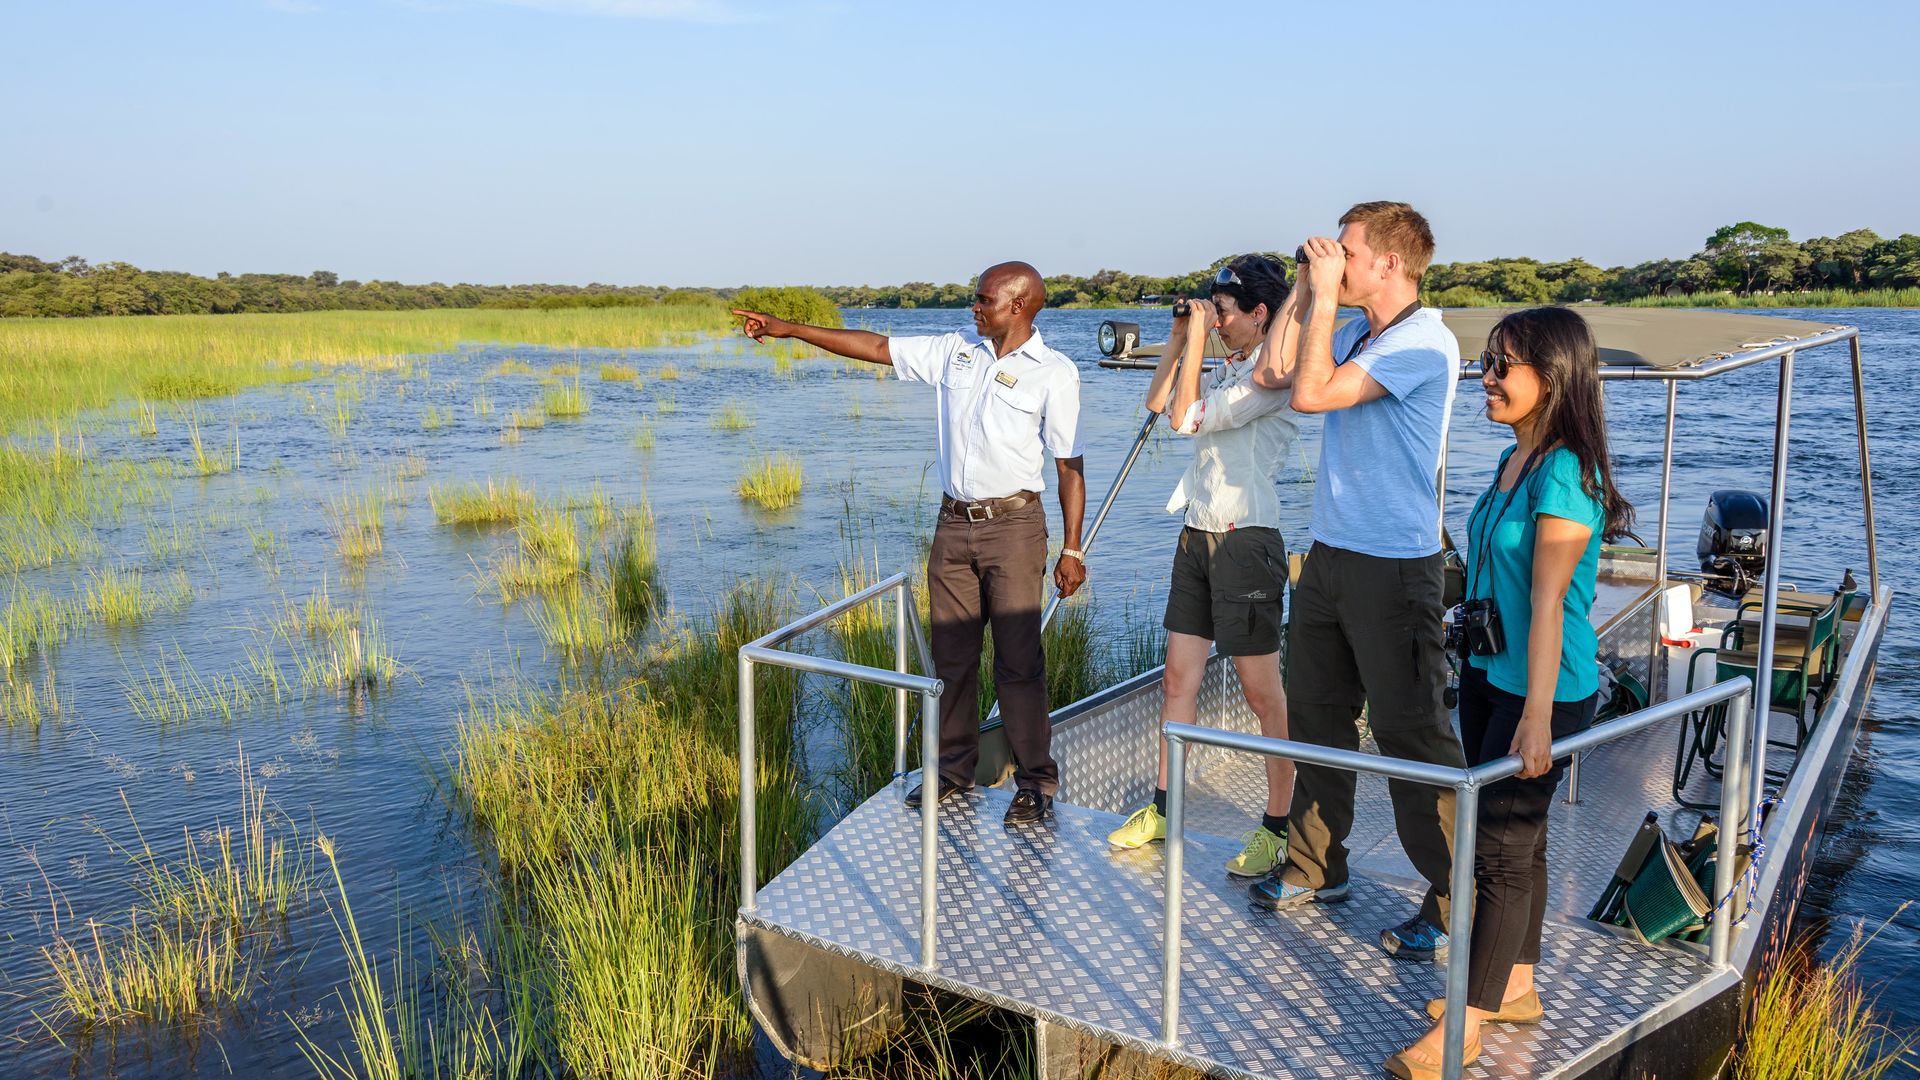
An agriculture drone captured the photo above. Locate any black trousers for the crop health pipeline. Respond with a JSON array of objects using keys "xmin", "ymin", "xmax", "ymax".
[
  {"xmin": 1458, "ymin": 664, "xmax": 1596, "ymax": 1011},
  {"xmin": 926, "ymin": 501, "xmax": 1057, "ymax": 794},
  {"xmin": 1283, "ymin": 543, "xmax": 1467, "ymax": 925}
]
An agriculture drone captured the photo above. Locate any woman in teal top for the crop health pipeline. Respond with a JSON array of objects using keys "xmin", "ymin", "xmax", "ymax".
[{"xmin": 1389, "ymin": 307, "xmax": 1634, "ymax": 1079}]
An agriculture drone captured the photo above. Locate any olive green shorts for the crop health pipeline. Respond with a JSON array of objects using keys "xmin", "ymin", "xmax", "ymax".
[{"xmin": 1162, "ymin": 526, "xmax": 1288, "ymax": 657}]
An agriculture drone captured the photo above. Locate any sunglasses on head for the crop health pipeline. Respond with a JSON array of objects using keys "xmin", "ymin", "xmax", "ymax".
[
  {"xmin": 1211, "ymin": 266, "xmax": 1244, "ymax": 288},
  {"xmin": 1479, "ymin": 349, "xmax": 1533, "ymax": 379}
]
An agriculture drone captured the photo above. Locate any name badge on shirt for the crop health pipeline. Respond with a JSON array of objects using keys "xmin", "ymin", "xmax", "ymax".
[{"xmin": 994, "ymin": 371, "xmax": 1018, "ymax": 388}]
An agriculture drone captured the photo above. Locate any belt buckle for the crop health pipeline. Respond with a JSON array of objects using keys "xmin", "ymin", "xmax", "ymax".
[{"xmin": 965, "ymin": 503, "xmax": 991, "ymax": 523}]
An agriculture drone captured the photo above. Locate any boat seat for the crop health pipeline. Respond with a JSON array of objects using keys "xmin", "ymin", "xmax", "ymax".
[{"xmin": 1672, "ymin": 578, "xmax": 1847, "ymax": 811}]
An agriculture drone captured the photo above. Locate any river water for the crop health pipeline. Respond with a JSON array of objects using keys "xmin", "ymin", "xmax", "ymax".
[{"xmin": 0, "ymin": 307, "xmax": 1911, "ymax": 1077}]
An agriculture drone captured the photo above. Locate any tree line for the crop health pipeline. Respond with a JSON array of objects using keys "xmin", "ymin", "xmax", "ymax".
[{"xmin": 4, "ymin": 221, "xmax": 1917, "ymax": 319}]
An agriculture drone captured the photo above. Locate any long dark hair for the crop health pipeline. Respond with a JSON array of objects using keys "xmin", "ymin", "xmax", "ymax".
[{"xmin": 1490, "ymin": 307, "xmax": 1636, "ymax": 541}]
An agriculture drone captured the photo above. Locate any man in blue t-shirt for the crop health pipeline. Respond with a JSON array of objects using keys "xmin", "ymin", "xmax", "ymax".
[{"xmin": 1246, "ymin": 202, "xmax": 1469, "ymax": 965}]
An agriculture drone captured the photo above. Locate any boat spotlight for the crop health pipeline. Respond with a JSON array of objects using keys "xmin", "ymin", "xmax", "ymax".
[{"xmin": 1098, "ymin": 320, "xmax": 1140, "ymax": 358}]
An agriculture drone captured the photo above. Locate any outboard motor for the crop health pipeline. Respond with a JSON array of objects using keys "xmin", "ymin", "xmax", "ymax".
[{"xmin": 1697, "ymin": 489, "xmax": 1768, "ymax": 597}]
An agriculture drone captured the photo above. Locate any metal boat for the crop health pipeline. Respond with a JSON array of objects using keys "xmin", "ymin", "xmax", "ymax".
[{"xmin": 735, "ymin": 308, "xmax": 1887, "ymax": 1079}]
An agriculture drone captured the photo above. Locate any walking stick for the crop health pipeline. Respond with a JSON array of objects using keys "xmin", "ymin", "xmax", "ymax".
[{"xmin": 985, "ymin": 408, "xmax": 1160, "ymax": 724}]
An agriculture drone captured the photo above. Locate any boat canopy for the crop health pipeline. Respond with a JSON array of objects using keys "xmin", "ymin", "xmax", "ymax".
[{"xmin": 1440, "ymin": 306, "xmax": 1843, "ymax": 370}]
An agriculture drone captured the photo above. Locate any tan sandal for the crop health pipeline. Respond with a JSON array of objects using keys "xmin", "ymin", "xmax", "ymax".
[
  {"xmin": 1425, "ymin": 987, "xmax": 1543, "ymax": 1024},
  {"xmin": 1384, "ymin": 1037, "xmax": 1482, "ymax": 1079}
]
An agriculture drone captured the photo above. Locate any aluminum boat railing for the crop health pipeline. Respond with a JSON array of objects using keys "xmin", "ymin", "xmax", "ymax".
[{"xmin": 1160, "ymin": 674, "xmax": 1757, "ymax": 1080}]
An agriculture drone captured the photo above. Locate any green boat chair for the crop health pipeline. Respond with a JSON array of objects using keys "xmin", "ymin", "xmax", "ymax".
[{"xmin": 1671, "ymin": 581, "xmax": 1846, "ymax": 810}]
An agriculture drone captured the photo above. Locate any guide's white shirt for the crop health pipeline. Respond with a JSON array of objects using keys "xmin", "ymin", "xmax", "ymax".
[
  {"xmin": 890, "ymin": 329, "xmax": 1084, "ymax": 502},
  {"xmin": 1165, "ymin": 344, "xmax": 1300, "ymax": 532}
]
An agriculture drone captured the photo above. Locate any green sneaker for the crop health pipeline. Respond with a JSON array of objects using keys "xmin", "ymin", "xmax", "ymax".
[
  {"xmin": 1107, "ymin": 804, "xmax": 1166, "ymax": 850},
  {"xmin": 1225, "ymin": 825, "xmax": 1287, "ymax": 879}
]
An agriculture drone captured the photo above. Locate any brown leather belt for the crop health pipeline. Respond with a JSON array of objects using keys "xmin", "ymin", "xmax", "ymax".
[{"xmin": 941, "ymin": 490, "xmax": 1039, "ymax": 522}]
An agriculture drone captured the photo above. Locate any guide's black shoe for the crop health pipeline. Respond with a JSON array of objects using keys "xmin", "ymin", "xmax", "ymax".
[
  {"xmin": 1003, "ymin": 789, "xmax": 1052, "ymax": 826},
  {"xmin": 904, "ymin": 775, "xmax": 972, "ymax": 810}
]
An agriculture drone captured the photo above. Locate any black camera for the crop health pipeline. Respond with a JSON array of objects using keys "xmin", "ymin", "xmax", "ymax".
[{"xmin": 1446, "ymin": 598, "xmax": 1506, "ymax": 662}]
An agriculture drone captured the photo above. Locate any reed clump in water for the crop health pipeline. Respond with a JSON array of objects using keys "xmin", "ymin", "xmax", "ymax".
[
  {"xmin": 492, "ymin": 507, "xmax": 586, "ymax": 598},
  {"xmin": 41, "ymin": 751, "xmax": 310, "ymax": 1027},
  {"xmin": 84, "ymin": 567, "xmax": 192, "ymax": 628},
  {"xmin": 324, "ymin": 490, "xmax": 385, "ymax": 563},
  {"xmin": 420, "ymin": 404, "xmax": 455, "ymax": 432},
  {"xmin": 1735, "ymin": 912, "xmax": 1919, "ymax": 1078},
  {"xmin": 185, "ymin": 414, "xmax": 235, "ymax": 477},
  {"xmin": 709, "ymin": 400, "xmax": 754, "ymax": 432},
  {"xmin": 630, "ymin": 422, "xmax": 655, "ymax": 451},
  {"xmin": 543, "ymin": 375, "xmax": 590, "ymax": 418},
  {"xmin": 737, "ymin": 453, "xmax": 804, "ymax": 510},
  {"xmin": 507, "ymin": 408, "xmax": 547, "ymax": 431},
  {"xmin": 429, "ymin": 478, "xmax": 537, "ymax": 527},
  {"xmin": 598, "ymin": 363, "xmax": 641, "ymax": 383},
  {"xmin": 655, "ymin": 362, "xmax": 683, "ymax": 381}
]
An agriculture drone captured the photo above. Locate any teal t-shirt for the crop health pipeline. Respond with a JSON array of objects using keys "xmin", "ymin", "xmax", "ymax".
[{"xmin": 1464, "ymin": 445, "xmax": 1605, "ymax": 702}]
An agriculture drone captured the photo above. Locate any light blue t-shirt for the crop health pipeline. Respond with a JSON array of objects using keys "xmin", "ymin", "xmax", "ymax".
[
  {"xmin": 1309, "ymin": 307, "xmax": 1460, "ymax": 559},
  {"xmin": 1465, "ymin": 445, "xmax": 1606, "ymax": 702}
]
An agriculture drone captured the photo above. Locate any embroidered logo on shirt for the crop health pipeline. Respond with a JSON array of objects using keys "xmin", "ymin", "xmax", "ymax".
[{"xmin": 994, "ymin": 371, "xmax": 1018, "ymax": 388}]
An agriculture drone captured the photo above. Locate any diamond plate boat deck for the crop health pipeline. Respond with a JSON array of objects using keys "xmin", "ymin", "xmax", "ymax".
[{"xmin": 743, "ymin": 781, "xmax": 1713, "ymax": 1079}]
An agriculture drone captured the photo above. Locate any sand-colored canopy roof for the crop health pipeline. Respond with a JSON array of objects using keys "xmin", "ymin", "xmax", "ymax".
[{"xmin": 1439, "ymin": 306, "xmax": 1845, "ymax": 370}]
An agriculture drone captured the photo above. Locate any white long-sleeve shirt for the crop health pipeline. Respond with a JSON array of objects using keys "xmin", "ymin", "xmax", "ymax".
[{"xmin": 1165, "ymin": 344, "xmax": 1300, "ymax": 533}]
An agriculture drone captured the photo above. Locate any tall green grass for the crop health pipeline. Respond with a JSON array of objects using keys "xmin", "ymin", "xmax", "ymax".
[
  {"xmin": 1735, "ymin": 913, "xmax": 1918, "ymax": 1078},
  {"xmin": 324, "ymin": 490, "xmax": 385, "ymax": 562},
  {"xmin": 41, "ymin": 752, "xmax": 309, "ymax": 1027},
  {"xmin": 84, "ymin": 567, "xmax": 192, "ymax": 628},
  {"xmin": 542, "ymin": 375, "xmax": 590, "ymax": 418},
  {"xmin": 738, "ymin": 453, "xmax": 804, "ymax": 510},
  {"xmin": 709, "ymin": 400, "xmax": 754, "ymax": 432},
  {"xmin": 0, "ymin": 305, "xmax": 735, "ymax": 437},
  {"xmin": 429, "ymin": 478, "xmax": 537, "ymax": 527},
  {"xmin": 1623, "ymin": 287, "xmax": 1920, "ymax": 309},
  {"xmin": 492, "ymin": 507, "xmax": 585, "ymax": 597}
]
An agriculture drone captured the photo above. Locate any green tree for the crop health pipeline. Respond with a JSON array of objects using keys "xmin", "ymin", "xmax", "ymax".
[
  {"xmin": 730, "ymin": 285, "xmax": 843, "ymax": 327},
  {"xmin": 1701, "ymin": 221, "xmax": 1790, "ymax": 294}
]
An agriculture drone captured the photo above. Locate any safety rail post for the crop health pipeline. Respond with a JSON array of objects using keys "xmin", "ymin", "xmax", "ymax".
[
  {"xmin": 739, "ymin": 654, "xmax": 757, "ymax": 912},
  {"xmin": 1160, "ymin": 733, "xmax": 1188, "ymax": 1047},
  {"xmin": 1442, "ymin": 779, "xmax": 1478, "ymax": 1079},
  {"xmin": 1711, "ymin": 685, "xmax": 1754, "ymax": 966},
  {"xmin": 1849, "ymin": 335, "xmax": 1880, "ymax": 600},
  {"xmin": 1749, "ymin": 350, "xmax": 1794, "ymax": 818},
  {"xmin": 919, "ymin": 685, "xmax": 940, "ymax": 969},
  {"xmin": 894, "ymin": 580, "xmax": 910, "ymax": 784}
]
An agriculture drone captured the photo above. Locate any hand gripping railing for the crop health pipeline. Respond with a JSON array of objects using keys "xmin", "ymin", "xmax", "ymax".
[
  {"xmin": 1160, "ymin": 676, "xmax": 1755, "ymax": 1080},
  {"xmin": 737, "ymin": 572, "xmax": 947, "ymax": 968}
]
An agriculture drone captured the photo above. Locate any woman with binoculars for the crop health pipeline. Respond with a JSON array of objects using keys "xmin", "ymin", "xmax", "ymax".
[
  {"xmin": 1104, "ymin": 254, "xmax": 1301, "ymax": 880},
  {"xmin": 1388, "ymin": 306, "xmax": 1634, "ymax": 1078}
]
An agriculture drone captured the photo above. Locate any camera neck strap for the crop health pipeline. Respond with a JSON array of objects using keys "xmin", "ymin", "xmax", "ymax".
[
  {"xmin": 1469, "ymin": 444, "xmax": 1547, "ymax": 600},
  {"xmin": 1343, "ymin": 300, "xmax": 1423, "ymax": 363}
]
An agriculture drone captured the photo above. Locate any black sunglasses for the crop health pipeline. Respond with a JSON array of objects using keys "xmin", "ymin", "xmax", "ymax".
[
  {"xmin": 1478, "ymin": 349, "xmax": 1533, "ymax": 379},
  {"xmin": 1211, "ymin": 266, "xmax": 1244, "ymax": 287}
]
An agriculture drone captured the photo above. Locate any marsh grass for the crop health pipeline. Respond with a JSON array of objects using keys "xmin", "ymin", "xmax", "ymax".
[
  {"xmin": 41, "ymin": 753, "xmax": 309, "ymax": 1027},
  {"xmin": 1625, "ymin": 287, "xmax": 1920, "ymax": 309},
  {"xmin": 420, "ymin": 404, "xmax": 455, "ymax": 432},
  {"xmin": 486, "ymin": 358, "xmax": 539, "ymax": 378},
  {"xmin": 598, "ymin": 363, "xmax": 641, "ymax": 383},
  {"xmin": 292, "ymin": 618, "xmax": 400, "ymax": 693},
  {"xmin": 186, "ymin": 415, "xmax": 235, "ymax": 477},
  {"xmin": 133, "ymin": 399, "xmax": 158, "ymax": 438},
  {"xmin": 630, "ymin": 422, "xmax": 656, "ymax": 451},
  {"xmin": 543, "ymin": 375, "xmax": 590, "ymax": 419},
  {"xmin": 738, "ymin": 453, "xmax": 804, "ymax": 510},
  {"xmin": 610, "ymin": 505, "xmax": 660, "ymax": 628},
  {"xmin": 710, "ymin": 400, "xmax": 754, "ymax": 432},
  {"xmin": 144, "ymin": 515, "xmax": 206, "ymax": 563},
  {"xmin": 0, "ymin": 666, "xmax": 62, "ymax": 726},
  {"xmin": 492, "ymin": 507, "xmax": 585, "ymax": 598},
  {"xmin": 442, "ymin": 579, "xmax": 812, "ymax": 1076},
  {"xmin": 2, "ymin": 588, "xmax": 80, "ymax": 682},
  {"xmin": 0, "ymin": 304, "xmax": 727, "ymax": 436},
  {"xmin": 124, "ymin": 646, "xmax": 288, "ymax": 726},
  {"xmin": 655, "ymin": 363, "xmax": 683, "ymax": 381},
  {"xmin": 84, "ymin": 567, "xmax": 192, "ymax": 628},
  {"xmin": 429, "ymin": 478, "xmax": 537, "ymax": 527},
  {"xmin": 1736, "ymin": 912, "xmax": 1919, "ymax": 1078},
  {"xmin": 471, "ymin": 392, "xmax": 495, "ymax": 417},
  {"xmin": 325, "ymin": 490, "xmax": 385, "ymax": 562},
  {"xmin": 654, "ymin": 390, "xmax": 679, "ymax": 415},
  {"xmin": 508, "ymin": 409, "xmax": 547, "ymax": 431},
  {"xmin": 500, "ymin": 427, "xmax": 523, "ymax": 446}
]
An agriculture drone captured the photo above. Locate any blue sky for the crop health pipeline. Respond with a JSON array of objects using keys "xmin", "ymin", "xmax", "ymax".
[{"xmin": 4, "ymin": 0, "xmax": 1916, "ymax": 287}]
